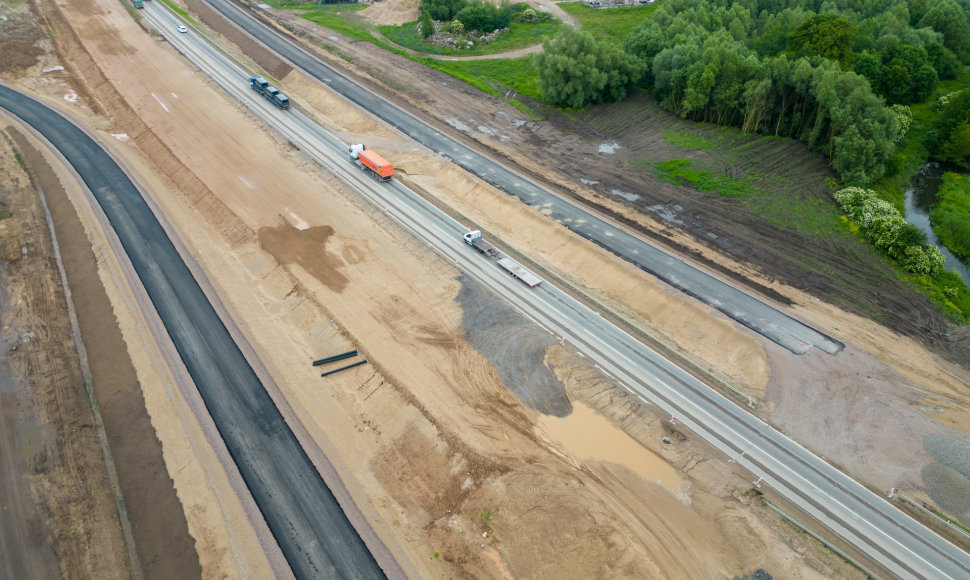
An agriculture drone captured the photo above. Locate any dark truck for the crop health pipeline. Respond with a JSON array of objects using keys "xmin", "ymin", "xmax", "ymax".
[{"xmin": 249, "ymin": 76, "xmax": 290, "ymax": 110}]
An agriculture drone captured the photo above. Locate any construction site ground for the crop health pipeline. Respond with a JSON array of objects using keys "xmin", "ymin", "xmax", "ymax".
[{"xmin": 1, "ymin": 0, "xmax": 969, "ymax": 578}]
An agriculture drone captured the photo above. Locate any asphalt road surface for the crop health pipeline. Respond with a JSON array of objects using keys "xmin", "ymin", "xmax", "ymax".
[
  {"xmin": 204, "ymin": 0, "xmax": 843, "ymax": 357},
  {"xmin": 0, "ymin": 84, "xmax": 389, "ymax": 580},
  {"xmin": 146, "ymin": 6, "xmax": 970, "ymax": 576}
]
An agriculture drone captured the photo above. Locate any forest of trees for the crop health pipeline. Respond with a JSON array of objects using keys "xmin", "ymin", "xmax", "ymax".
[{"xmin": 534, "ymin": 0, "xmax": 970, "ymax": 186}]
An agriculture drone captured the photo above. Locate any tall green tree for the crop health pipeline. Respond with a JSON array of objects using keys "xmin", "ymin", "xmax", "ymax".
[
  {"xmin": 940, "ymin": 122, "xmax": 970, "ymax": 168},
  {"xmin": 933, "ymin": 88, "xmax": 970, "ymax": 153},
  {"xmin": 535, "ymin": 28, "xmax": 644, "ymax": 109},
  {"xmin": 420, "ymin": 0, "xmax": 465, "ymax": 22},
  {"xmin": 786, "ymin": 14, "xmax": 856, "ymax": 68},
  {"xmin": 918, "ymin": 0, "xmax": 970, "ymax": 61},
  {"xmin": 420, "ymin": 11, "xmax": 434, "ymax": 38},
  {"xmin": 877, "ymin": 44, "xmax": 938, "ymax": 104}
]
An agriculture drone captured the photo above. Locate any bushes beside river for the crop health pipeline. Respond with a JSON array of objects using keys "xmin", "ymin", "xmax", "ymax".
[{"xmin": 932, "ymin": 172, "xmax": 970, "ymax": 263}]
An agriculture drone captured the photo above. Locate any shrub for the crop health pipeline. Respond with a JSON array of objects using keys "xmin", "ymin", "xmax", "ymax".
[
  {"xmin": 834, "ymin": 186, "xmax": 944, "ymax": 275},
  {"xmin": 420, "ymin": 11, "xmax": 434, "ymax": 38}
]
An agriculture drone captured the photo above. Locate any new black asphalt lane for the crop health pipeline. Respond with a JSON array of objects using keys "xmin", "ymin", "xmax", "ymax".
[
  {"xmin": 205, "ymin": 0, "xmax": 843, "ymax": 356},
  {"xmin": 0, "ymin": 84, "xmax": 386, "ymax": 580}
]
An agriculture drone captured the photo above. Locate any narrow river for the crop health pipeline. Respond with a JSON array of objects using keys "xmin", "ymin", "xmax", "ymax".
[{"xmin": 903, "ymin": 163, "xmax": 970, "ymax": 284}]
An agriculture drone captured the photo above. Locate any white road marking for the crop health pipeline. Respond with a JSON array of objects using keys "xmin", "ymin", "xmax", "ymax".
[{"xmin": 151, "ymin": 93, "xmax": 169, "ymax": 112}]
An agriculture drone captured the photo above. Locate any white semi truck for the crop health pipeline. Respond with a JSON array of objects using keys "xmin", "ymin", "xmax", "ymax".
[{"xmin": 462, "ymin": 230, "xmax": 542, "ymax": 287}]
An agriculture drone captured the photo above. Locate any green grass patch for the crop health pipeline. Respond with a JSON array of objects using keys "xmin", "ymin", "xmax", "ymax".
[
  {"xmin": 422, "ymin": 56, "xmax": 540, "ymax": 103},
  {"xmin": 300, "ymin": 9, "xmax": 373, "ymax": 44},
  {"xmin": 159, "ymin": 0, "xmax": 189, "ymax": 19},
  {"xmin": 271, "ymin": 2, "xmax": 374, "ymax": 43},
  {"xmin": 558, "ymin": 2, "xmax": 657, "ymax": 40},
  {"xmin": 379, "ymin": 20, "xmax": 562, "ymax": 56},
  {"xmin": 906, "ymin": 269, "xmax": 970, "ymax": 323},
  {"xmin": 662, "ymin": 130, "xmax": 716, "ymax": 151},
  {"xmin": 650, "ymin": 159, "xmax": 759, "ymax": 198},
  {"xmin": 746, "ymin": 189, "xmax": 847, "ymax": 237},
  {"xmin": 931, "ymin": 171, "xmax": 970, "ymax": 263}
]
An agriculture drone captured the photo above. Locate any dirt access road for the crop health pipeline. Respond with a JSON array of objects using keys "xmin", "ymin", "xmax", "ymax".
[{"xmin": 2, "ymin": 0, "xmax": 970, "ymax": 577}]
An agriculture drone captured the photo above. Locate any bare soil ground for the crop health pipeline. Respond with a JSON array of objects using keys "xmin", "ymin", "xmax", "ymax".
[
  {"xmin": 0, "ymin": 126, "xmax": 131, "ymax": 577},
  {"xmin": 2, "ymin": 0, "xmax": 970, "ymax": 577}
]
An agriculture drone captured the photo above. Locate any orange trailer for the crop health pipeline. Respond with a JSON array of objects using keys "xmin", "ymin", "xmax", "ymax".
[{"xmin": 349, "ymin": 144, "xmax": 394, "ymax": 182}]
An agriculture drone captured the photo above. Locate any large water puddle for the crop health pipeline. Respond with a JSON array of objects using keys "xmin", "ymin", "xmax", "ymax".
[{"xmin": 538, "ymin": 402, "xmax": 683, "ymax": 495}]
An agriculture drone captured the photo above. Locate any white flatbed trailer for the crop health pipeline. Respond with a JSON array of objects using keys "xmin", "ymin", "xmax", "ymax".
[{"xmin": 496, "ymin": 257, "xmax": 543, "ymax": 287}]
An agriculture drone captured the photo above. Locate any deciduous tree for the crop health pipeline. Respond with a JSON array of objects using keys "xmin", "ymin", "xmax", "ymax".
[
  {"xmin": 786, "ymin": 14, "xmax": 856, "ymax": 68},
  {"xmin": 535, "ymin": 28, "xmax": 644, "ymax": 109}
]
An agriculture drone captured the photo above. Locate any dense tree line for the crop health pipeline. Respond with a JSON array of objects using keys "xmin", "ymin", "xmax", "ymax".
[
  {"xmin": 929, "ymin": 88, "xmax": 970, "ymax": 169},
  {"xmin": 535, "ymin": 0, "xmax": 970, "ymax": 185}
]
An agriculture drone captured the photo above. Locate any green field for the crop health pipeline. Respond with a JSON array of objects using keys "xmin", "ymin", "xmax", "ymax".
[
  {"xmin": 650, "ymin": 159, "xmax": 758, "ymax": 198},
  {"xmin": 662, "ymin": 130, "xmax": 717, "ymax": 151},
  {"xmin": 271, "ymin": 2, "xmax": 376, "ymax": 43},
  {"xmin": 422, "ymin": 56, "xmax": 541, "ymax": 103},
  {"xmin": 558, "ymin": 1, "xmax": 658, "ymax": 40}
]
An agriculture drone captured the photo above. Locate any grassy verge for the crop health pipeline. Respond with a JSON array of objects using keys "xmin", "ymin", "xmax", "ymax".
[
  {"xmin": 269, "ymin": 1, "xmax": 374, "ymax": 43},
  {"xmin": 379, "ymin": 20, "xmax": 562, "ymax": 56},
  {"xmin": 558, "ymin": 1, "xmax": 658, "ymax": 40},
  {"xmin": 649, "ymin": 159, "xmax": 759, "ymax": 198},
  {"xmin": 421, "ymin": 56, "xmax": 540, "ymax": 113},
  {"xmin": 747, "ymin": 188, "xmax": 847, "ymax": 237},
  {"xmin": 932, "ymin": 172, "xmax": 970, "ymax": 263},
  {"xmin": 159, "ymin": 0, "xmax": 190, "ymax": 19},
  {"xmin": 906, "ymin": 269, "xmax": 970, "ymax": 323}
]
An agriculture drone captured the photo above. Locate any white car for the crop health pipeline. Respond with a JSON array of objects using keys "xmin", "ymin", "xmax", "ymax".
[{"xmin": 177, "ymin": 25, "xmax": 188, "ymax": 33}]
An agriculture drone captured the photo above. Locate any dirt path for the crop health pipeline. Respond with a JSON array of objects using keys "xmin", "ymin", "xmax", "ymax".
[{"xmin": 376, "ymin": 31, "xmax": 545, "ymax": 61}]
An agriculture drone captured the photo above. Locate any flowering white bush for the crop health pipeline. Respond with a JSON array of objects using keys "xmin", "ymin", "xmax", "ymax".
[
  {"xmin": 889, "ymin": 104, "xmax": 912, "ymax": 144},
  {"xmin": 937, "ymin": 93, "xmax": 953, "ymax": 111},
  {"xmin": 834, "ymin": 187, "xmax": 944, "ymax": 276},
  {"xmin": 900, "ymin": 245, "xmax": 945, "ymax": 276}
]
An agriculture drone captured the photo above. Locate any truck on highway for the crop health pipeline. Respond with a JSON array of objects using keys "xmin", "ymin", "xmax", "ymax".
[
  {"xmin": 463, "ymin": 230, "xmax": 500, "ymax": 257},
  {"xmin": 133, "ymin": 0, "xmax": 143, "ymax": 8},
  {"xmin": 249, "ymin": 76, "xmax": 291, "ymax": 110},
  {"xmin": 348, "ymin": 144, "xmax": 394, "ymax": 182},
  {"xmin": 461, "ymin": 230, "xmax": 543, "ymax": 287},
  {"xmin": 497, "ymin": 257, "xmax": 543, "ymax": 287}
]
